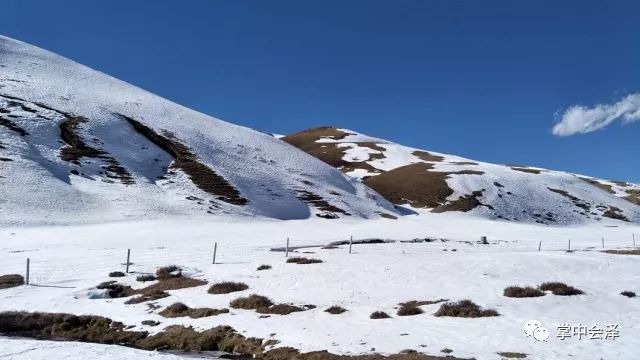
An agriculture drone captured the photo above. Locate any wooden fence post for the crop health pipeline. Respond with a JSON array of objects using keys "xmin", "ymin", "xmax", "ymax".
[
  {"xmin": 126, "ymin": 249, "xmax": 131, "ymax": 273},
  {"xmin": 349, "ymin": 235, "xmax": 353, "ymax": 254},
  {"xmin": 602, "ymin": 237, "xmax": 605, "ymax": 249},
  {"xmin": 213, "ymin": 242, "xmax": 218, "ymax": 264},
  {"xmin": 538, "ymin": 240, "xmax": 541, "ymax": 252},
  {"xmin": 286, "ymin": 238, "xmax": 289, "ymax": 258},
  {"xmin": 26, "ymin": 258, "xmax": 30, "ymax": 285},
  {"xmin": 568, "ymin": 239, "xmax": 571, "ymax": 252}
]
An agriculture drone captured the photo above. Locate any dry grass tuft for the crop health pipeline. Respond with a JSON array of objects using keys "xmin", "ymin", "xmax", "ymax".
[
  {"xmin": 257, "ymin": 265, "xmax": 272, "ymax": 271},
  {"xmin": 108, "ymin": 271, "xmax": 125, "ymax": 278},
  {"xmin": 620, "ymin": 291, "xmax": 636, "ymax": 298},
  {"xmin": 136, "ymin": 274, "xmax": 156, "ymax": 282},
  {"xmin": 125, "ymin": 290, "xmax": 169, "ymax": 305},
  {"xmin": 539, "ymin": 282, "xmax": 584, "ymax": 296},
  {"xmin": 397, "ymin": 302, "xmax": 424, "ymax": 316},
  {"xmin": 286, "ymin": 257, "xmax": 323, "ymax": 264},
  {"xmin": 155, "ymin": 265, "xmax": 180, "ymax": 280},
  {"xmin": 159, "ymin": 302, "xmax": 229, "ymax": 319},
  {"xmin": 230, "ymin": 295, "xmax": 274, "ymax": 310},
  {"xmin": 497, "ymin": 352, "xmax": 527, "ymax": 359},
  {"xmin": 0, "ymin": 274, "xmax": 24, "ymax": 289},
  {"xmin": 604, "ymin": 249, "xmax": 640, "ymax": 255},
  {"xmin": 325, "ymin": 306, "xmax": 347, "ymax": 315},
  {"xmin": 96, "ymin": 281, "xmax": 136, "ymax": 298},
  {"xmin": 434, "ymin": 300, "xmax": 499, "ymax": 318},
  {"xmin": 257, "ymin": 304, "xmax": 305, "ymax": 315},
  {"xmin": 141, "ymin": 320, "xmax": 160, "ymax": 326},
  {"xmin": 503, "ymin": 286, "xmax": 545, "ymax": 298},
  {"xmin": 208, "ymin": 282, "xmax": 249, "ymax": 295},
  {"xmin": 370, "ymin": 311, "xmax": 391, "ymax": 319}
]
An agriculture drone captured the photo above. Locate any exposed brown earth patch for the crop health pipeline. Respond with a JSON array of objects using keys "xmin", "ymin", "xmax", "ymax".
[
  {"xmin": 624, "ymin": 189, "xmax": 640, "ymax": 205},
  {"xmin": 0, "ymin": 311, "xmax": 466, "ymax": 359},
  {"xmin": 497, "ymin": 352, "xmax": 527, "ymax": 359},
  {"xmin": 0, "ymin": 116, "xmax": 29, "ymax": 136},
  {"xmin": 0, "ymin": 274, "xmax": 24, "ymax": 289},
  {"xmin": 412, "ymin": 151, "xmax": 444, "ymax": 162},
  {"xmin": 547, "ymin": 188, "xmax": 591, "ymax": 213},
  {"xmin": 282, "ymin": 127, "xmax": 385, "ymax": 175},
  {"xmin": 97, "ymin": 266, "xmax": 207, "ymax": 304},
  {"xmin": 159, "ymin": 302, "xmax": 229, "ymax": 318},
  {"xmin": 450, "ymin": 161, "xmax": 478, "ymax": 165},
  {"xmin": 432, "ymin": 190, "xmax": 493, "ymax": 213},
  {"xmin": 602, "ymin": 206, "xmax": 629, "ymax": 221},
  {"xmin": 579, "ymin": 177, "xmax": 615, "ymax": 194},
  {"xmin": 363, "ymin": 163, "xmax": 451, "ymax": 208},
  {"xmin": 511, "ymin": 167, "xmax": 541, "ymax": 174},
  {"xmin": 364, "ymin": 163, "xmax": 484, "ymax": 210},
  {"xmin": 603, "ymin": 249, "xmax": 640, "ymax": 255},
  {"xmin": 296, "ymin": 190, "xmax": 349, "ymax": 218},
  {"xmin": 121, "ymin": 115, "xmax": 247, "ymax": 205},
  {"xmin": 58, "ymin": 115, "xmax": 134, "ymax": 184}
]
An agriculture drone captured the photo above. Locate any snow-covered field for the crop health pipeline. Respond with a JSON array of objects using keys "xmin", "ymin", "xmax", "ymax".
[{"xmin": 1, "ymin": 214, "xmax": 639, "ymax": 360}]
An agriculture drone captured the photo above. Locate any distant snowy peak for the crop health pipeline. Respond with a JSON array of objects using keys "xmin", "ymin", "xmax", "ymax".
[
  {"xmin": 283, "ymin": 127, "xmax": 640, "ymax": 225},
  {"xmin": 0, "ymin": 36, "xmax": 400, "ymax": 225}
]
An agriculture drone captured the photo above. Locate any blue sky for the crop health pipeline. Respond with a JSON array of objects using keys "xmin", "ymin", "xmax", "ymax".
[{"xmin": 3, "ymin": 0, "xmax": 639, "ymax": 181}]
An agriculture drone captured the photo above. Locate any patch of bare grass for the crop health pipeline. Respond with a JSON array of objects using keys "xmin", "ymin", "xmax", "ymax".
[
  {"xmin": 397, "ymin": 303, "xmax": 423, "ymax": 316},
  {"xmin": 286, "ymin": 257, "xmax": 323, "ymax": 264},
  {"xmin": 159, "ymin": 302, "xmax": 229, "ymax": 319},
  {"xmin": 620, "ymin": 291, "xmax": 636, "ymax": 298},
  {"xmin": 136, "ymin": 274, "xmax": 156, "ymax": 282},
  {"xmin": 503, "ymin": 286, "xmax": 545, "ymax": 298},
  {"xmin": 497, "ymin": 352, "xmax": 527, "ymax": 359},
  {"xmin": 257, "ymin": 265, "xmax": 272, "ymax": 271},
  {"xmin": 370, "ymin": 311, "xmax": 391, "ymax": 319},
  {"xmin": 0, "ymin": 274, "xmax": 24, "ymax": 289},
  {"xmin": 325, "ymin": 306, "xmax": 347, "ymax": 315},
  {"xmin": 108, "ymin": 271, "xmax": 125, "ymax": 278},
  {"xmin": 539, "ymin": 282, "xmax": 583, "ymax": 296},
  {"xmin": 257, "ymin": 304, "xmax": 306, "ymax": 315},
  {"xmin": 125, "ymin": 290, "xmax": 169, "ymax": 305},
  {"xmin": 434, "ymin": 300, "xmax": 499, "ymax": 318},
  {"xmin": 230, "ymin": 295, "xmax": 274, "ymax": 310},
  {"xmin": 208, "ymin": 282, "xmax": 249, "ymax": 294},
  {"xmin": 604, "ymin": 249, "xmax": 640, "ymax": 255}
]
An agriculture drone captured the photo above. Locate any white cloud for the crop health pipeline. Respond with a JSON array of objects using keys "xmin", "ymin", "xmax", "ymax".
[{"xmin": 552, "ymin": 93, "xmax": 640, "ymax": 136}]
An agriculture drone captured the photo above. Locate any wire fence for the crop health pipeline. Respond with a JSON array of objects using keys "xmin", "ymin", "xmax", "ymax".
[{"xmin": 3, "ymin": 232, "xmax": 638, "ymax": 287}]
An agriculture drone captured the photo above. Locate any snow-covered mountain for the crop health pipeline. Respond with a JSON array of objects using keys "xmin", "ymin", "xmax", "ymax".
[
  {"xmin": 283, "ymin": 127, "xmax": 640, "ymax": 225},
  {"xmin": 0, "ymin": 36, "xmax": 400, "ymax": 225}
]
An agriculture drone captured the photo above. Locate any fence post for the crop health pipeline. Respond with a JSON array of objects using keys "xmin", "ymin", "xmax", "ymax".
[
  {"xmin": 26, "ymin": 258, "xmax": 30, "ymax": 285},
  {"xmin": 349, "ymin": 235, "xmax": 353, "ymax": 254},
  {"xmin": 634, "ymin": 233, "xmax": 636, "ymax": 248},
  {"xmin": 602, "ymin": 237, "xmax": 605, "ymax": 249},
  {"xmin": 286, "ymin": 238, "xmax": 289, "ymax": 258},
  {"xmin": 568, "ymin": 239, "xmax": 571, "ymax": 252},
  {"xmin": 126, "ymin": 249, "xmax": 131, "ymax": 273},
  {"xmin": 212, "ymin": 242, "xmax": 218, "ymax": 264},
  {"xmin": 481, "ymin": 236, "xmax": 488, "ymax": 245},
  {"xmin": 538, "ymin": 240, "xmax": 541, "ymax": 252}
]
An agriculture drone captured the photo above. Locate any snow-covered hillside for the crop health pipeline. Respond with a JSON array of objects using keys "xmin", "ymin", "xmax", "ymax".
[
  {"xmin": 0, "ymin": 36, "xmax": 399, "ymax": 225},
  {"xmin": 283, "ymin": 127, "xmax": 640, "ymax": 225}
]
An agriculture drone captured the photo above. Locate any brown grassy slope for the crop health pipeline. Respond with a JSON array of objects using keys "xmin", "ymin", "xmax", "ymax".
[
  {"xmin": 282, "ymin": 127, "xmax": 384, "ymax": 174},
  {"xmin": 121, "ymin": 115, "xmax": 247, "ymax": 205}
]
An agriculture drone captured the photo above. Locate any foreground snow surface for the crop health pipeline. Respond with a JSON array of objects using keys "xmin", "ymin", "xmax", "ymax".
[
  {"xmin": 0, "ymin": 337, "xmax": 204, "ymax": 360},
  {"xmin": 1, "ymin": 214, "xmax": 639, "ymax": 360}
]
